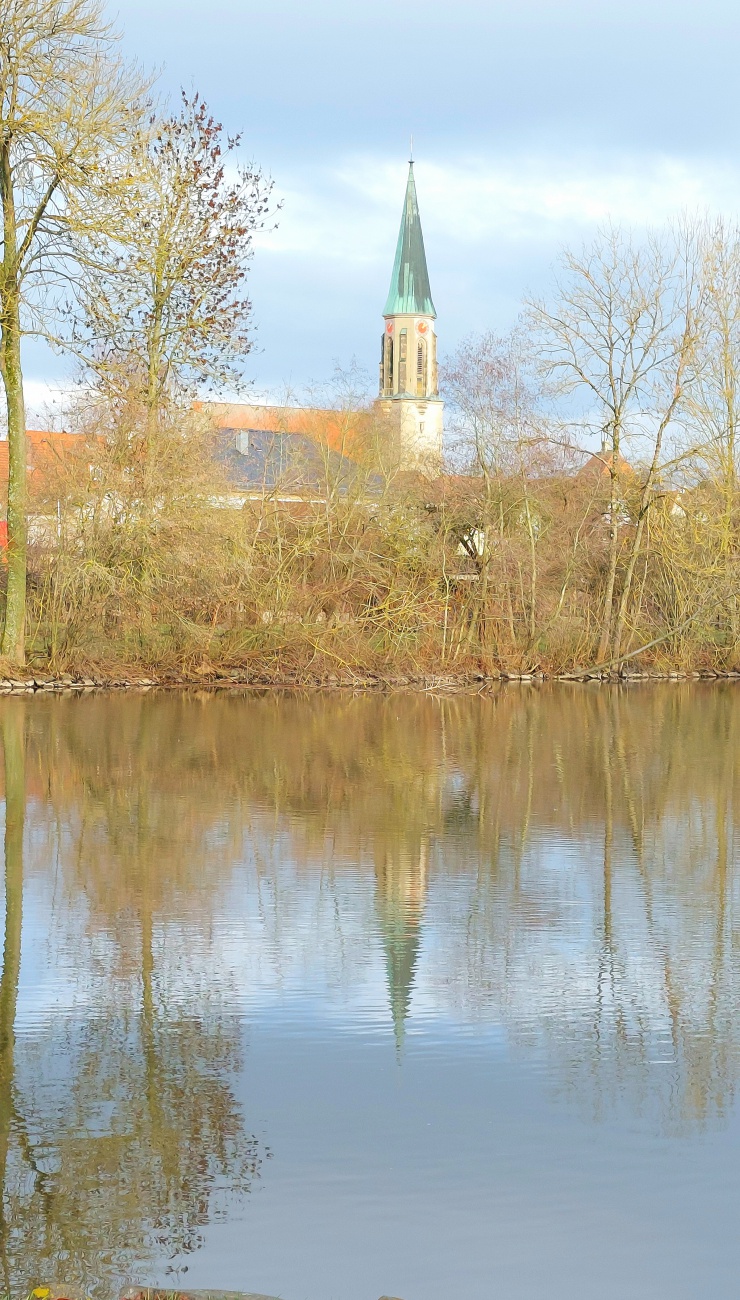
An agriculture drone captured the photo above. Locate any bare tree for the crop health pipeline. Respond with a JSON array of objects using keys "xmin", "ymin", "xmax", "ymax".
[
  {"xmin": 442, "ymin": 330, "xmax": 565, "ymax": 657},
  {"xmin": 528, "ymin": 226, "xmax": 704, "ymax": 666},
  {"xmin": 683, "ymin": 219, "xmax": 740, "ymax": 644},
  {"xmin": 74, "ymin": 91, "xmax": 275, "ymax": 429},
  {"xmin": 0, "ymin": 0, "xmax": 146, "ymax": 663}
]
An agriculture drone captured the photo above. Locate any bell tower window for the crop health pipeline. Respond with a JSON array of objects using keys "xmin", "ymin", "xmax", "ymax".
[
  {"xmin": 381, "ymin": 331, "xmax": 394, "ymax": 395},
  {"xmin": 399, "ymin": 329, "xmax": 408, "ymax": 392},
  {"xmin": 416, "ymin": 339, "xmax": 427, "ymax": 396},
  {"xmin": 430, "ymin": 330, "xmax": 438, "ymax": 395}
]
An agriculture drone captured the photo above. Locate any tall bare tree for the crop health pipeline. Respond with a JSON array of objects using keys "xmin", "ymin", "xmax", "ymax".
[
  {"xmin": 0, "ymin": 0, "xmax": 146, "ymax": 663},
  {"xmin": 442, "ymin": 331, "xmax": 546, "ymax": 651},
  {"xmin": 441, "ymin": 330, "xmax": 586, "ymax": 659},
  {"xmin": 684, "ymin": 219, "xmax": 740, "ymax": 643},
  {"xmin": 528, "ymin": 226, "xmax": 704, "ymax": 666},
  {"xmin": 74, "ymin": 91, "xmax": 274, "ymax": 430}
]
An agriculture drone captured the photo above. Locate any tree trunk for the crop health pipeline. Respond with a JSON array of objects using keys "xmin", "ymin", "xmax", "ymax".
[
  {"xmin": 523, "ymin": 490, "xmax": 538, "ymax": 649},
  {"xmin": 1, "ymin": 140, "xmax": 27, "ymax": 666},
  {"xmin": 611, "ymin": 512, "xmax": 647, "ymax": 662},
  {"xmin": 612, "ymin": 387, "xmax": 680, "ymax": 662},
  {"xmin": 724, "ymin": 410, "xmax": 737, "ymax": 646},
  {"xmin": 1, "ymin": 299, "xmax": 27, "ymax": 665},
  {"xmin": 597, "ymin": 440, "xmax": 620, "ymax": 665}
]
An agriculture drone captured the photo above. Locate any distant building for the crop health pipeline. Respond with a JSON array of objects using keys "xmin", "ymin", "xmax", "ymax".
[
  {"xmin": 576, "ymin": 445, "xmax": 634, "ymax": 481},
  {"xmin": 378, "ymin": 159, "xmax": 444, "ymax": 470},
  {"xmin": 9, "ymin": 161, "xmax": 445, "ymax": 500},
  {"xmin": 203, "ymin": 157, "xmax": 444, "ymax": 476},
  {"xmin": 203, "ymin": 401, "xmax": 378, "ymax": 463},
  {"xmin": 0, "ymin": 430, "xmax": 95, "ymax": 487}
]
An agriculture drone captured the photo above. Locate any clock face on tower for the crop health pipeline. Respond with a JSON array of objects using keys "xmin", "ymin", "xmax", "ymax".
[
  {"xmin": 417, "ymin": 320, "xmax": 428, "ymax": 334},
  {"xmin": 386, "ymin": 321, "xmax": 394, "ymax": 334}
]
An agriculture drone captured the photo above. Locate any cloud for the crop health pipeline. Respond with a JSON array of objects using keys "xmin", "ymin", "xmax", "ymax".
[
  {"xmin": 409, "ymin": 156, "xmax": 740, "ymax": 241},
  {"xmin": 241, "ymin": 148, "xmax": 740, "ymax": 391},
  {"xmin": 257, "ymin": 152, "xmax": 740, "ymax": 268},
  {"xmin": 22, "ymin": 148, "xmax": 740, "ymax": 398},
  {"xmin": 21, "ymin": 381, "xmax": 77, "ymax": 430}
]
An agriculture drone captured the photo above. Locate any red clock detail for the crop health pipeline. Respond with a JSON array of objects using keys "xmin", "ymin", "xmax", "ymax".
[
  {"xmin": 386, "ymin": 321, "xmax": 394, "ymax": 334},
  {"xmin": 417, "ymin": 321, "xmax": 428, "ymax": 334}
]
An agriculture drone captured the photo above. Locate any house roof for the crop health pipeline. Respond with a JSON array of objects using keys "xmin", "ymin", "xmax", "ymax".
[
  {"xmin": 216, "ymin": 428, "xmax": 383, "ymax": 497},
  {"xmin": 383, "ymin": 162, "xmax": 436, "ymax": 319},
  {"xmin": 0, "ymin": 431, "xmax": 91, "ymax": 485},
  {"xmin": 0, "ymin": 425, "xmax": 381, "ymax": 504},
  {"xmin": 200, "ymin": 402, "xmax": 378, "ymax": 461},
  {"xmin": 577, "ymin": 448, "xmax": 634, "ymax": 479}
]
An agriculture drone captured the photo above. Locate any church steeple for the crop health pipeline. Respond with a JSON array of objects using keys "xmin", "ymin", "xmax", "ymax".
[
  {"xmin": 378, "ymin": 158, "xmax": 443, "ymax": 470},
  {"xmin": 383, "ymin": 163, "xmax": 436, "ymax": 318}
]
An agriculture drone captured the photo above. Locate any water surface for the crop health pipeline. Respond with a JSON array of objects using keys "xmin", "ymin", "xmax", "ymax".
[{"xmin": 1, "ymin": 686, "xmax": 740, "ymax": 1299}]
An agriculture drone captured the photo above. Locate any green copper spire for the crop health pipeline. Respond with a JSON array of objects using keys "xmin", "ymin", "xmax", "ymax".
[{"xmin": 383, "ymin": 162, "xmax": 436, "ymax": 319}]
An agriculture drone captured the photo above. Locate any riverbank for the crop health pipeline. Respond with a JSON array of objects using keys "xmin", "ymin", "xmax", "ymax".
[
  {"xmin": 1, "ymin": 666, "xmax": 740, "ymax": 694},
  {"xmin": 17, "ymin": 410, "xmax": 740, "ymax": 692}
]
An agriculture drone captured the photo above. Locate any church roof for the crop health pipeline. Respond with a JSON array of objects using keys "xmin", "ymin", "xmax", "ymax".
[
  {"xmin": 384, "ymin": 162, "xmax": 436, "ymax": 319},
  {"xmin": 216, "ymin": 427, "xmax": 383, "ymax": 497}
]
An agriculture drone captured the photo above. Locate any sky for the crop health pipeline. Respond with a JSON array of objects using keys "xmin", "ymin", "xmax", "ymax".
[{"xmin": 24, "ymin": 0, "xmax": 740, "ymax": 417}]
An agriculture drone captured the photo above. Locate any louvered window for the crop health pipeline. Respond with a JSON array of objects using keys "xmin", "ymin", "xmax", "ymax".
[
  {"xmin": 399, "ymin": 329, "xmax": 407, "ymax": 391},
  {"xmin": 417, "ymin": 340, "xmax": 426, "ymax": 396}
]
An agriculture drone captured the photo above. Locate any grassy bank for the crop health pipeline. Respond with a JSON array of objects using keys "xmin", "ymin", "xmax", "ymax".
[{"xmin": 8, "ymin": 411, "xmax": 738, "ymax": 683}]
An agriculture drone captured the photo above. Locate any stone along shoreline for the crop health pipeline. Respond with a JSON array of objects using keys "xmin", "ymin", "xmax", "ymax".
[{"xmin": 0, "ymin": 668, "xmax": 739, "ymax": 695}]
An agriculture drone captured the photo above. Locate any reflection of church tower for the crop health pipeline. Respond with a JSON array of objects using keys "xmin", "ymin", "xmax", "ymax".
[
  {"xmin": 375, "ymin": 841, "xmax": 428, "ymax": 1053},
  {"xmin": 378, "ymin": 160, "xmax": 443, "ymax": 471}
]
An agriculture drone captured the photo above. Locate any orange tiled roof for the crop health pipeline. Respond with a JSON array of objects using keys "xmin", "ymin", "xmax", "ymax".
[
  {"xmin": 0, "ymin": 431, "xmax": 91, "ymax": 485},
  {"xmin": 199, "ymin": 402, "xmax": 376, "ymax": 458},
  {"xmin": 577, "ymin": 448, "xmax": 633, "ymax": 479}
]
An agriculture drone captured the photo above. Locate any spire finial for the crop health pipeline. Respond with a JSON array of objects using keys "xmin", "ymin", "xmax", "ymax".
[{"xmin": 409, "ymin": 134, "xmax": 413, "ymax": 164}]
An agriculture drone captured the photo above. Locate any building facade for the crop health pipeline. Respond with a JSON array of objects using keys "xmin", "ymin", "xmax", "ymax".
[{"xmin": 377, "ymin": 161, "xmax": 444, "ymax": 470}]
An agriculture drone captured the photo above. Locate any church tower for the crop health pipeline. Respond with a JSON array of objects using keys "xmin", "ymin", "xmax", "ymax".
[{"xmin": 378, "ymin": 160, "xmax": 443, "ymax": 470}]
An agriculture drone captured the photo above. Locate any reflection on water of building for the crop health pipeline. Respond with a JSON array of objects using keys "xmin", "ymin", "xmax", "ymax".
[
  {"xmin": 1, "ymin": 687, "xmax": 740, "ymax": 1291},
  {"xmin": 375, "ymin": 839, "xmax": 428, "ymax": 1052}
]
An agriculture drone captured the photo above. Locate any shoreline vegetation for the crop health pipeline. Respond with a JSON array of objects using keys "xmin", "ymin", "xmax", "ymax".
[
  {"xmin": 15, "ymin": 340, "xmax": 740, "ymax": 685},
  {"xmin": 5, "ymin": 5, "xmax": 740, "ymax": 678},
  {"xmin": 13, "ymin": 400, "xmax": 740, "ymax": 683}
]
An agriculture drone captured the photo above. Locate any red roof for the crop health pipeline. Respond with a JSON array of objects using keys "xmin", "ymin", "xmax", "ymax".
[
  {"xmin": 577, "ymin": 448, "xmax": 633, "ymax": 479},
  {"xmin": 0, "ymin": 431, "xmax": 90, "ymax": 485},
  {"xmin": 198, "ymin": 402, "xmax": 377, "ymax": 458}
]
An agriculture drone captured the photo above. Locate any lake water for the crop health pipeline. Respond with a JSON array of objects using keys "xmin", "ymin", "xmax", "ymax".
[{"xmin": 1, "ymin": 686, "xmax": 740, "ymax": 1300}]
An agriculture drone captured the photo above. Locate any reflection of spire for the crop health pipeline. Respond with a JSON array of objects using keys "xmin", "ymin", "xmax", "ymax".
[{"xmin": 375, "ymin": 841, "xmax": 428, "ymax": 1055}]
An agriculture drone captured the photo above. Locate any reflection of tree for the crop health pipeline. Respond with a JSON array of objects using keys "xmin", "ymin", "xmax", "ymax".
[
  {"xmin": 0, "ymin": 706, "xmax": 24, "ymax": 1293},
  {"xmin": 32, "ymin": 684, "xmax": 731, "ymax": 1137},
  {"xmin": 424, "ymin": 686, "xmax": 740, "ymax": 1133},
  {"xmin": 0, "ymin": 699, "xmax": 264, "ymax": 1298},
  {"xmin": 9, "ymin": 1006, "xmax": 260, "ymax": 1289},
  {"xmin": 87, "ymin": 684, "xmax": 738, "ymax": 1135},
  {"xmin": 1, "ymin": 680, "xmax": 739, "ymax": 1295}
]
